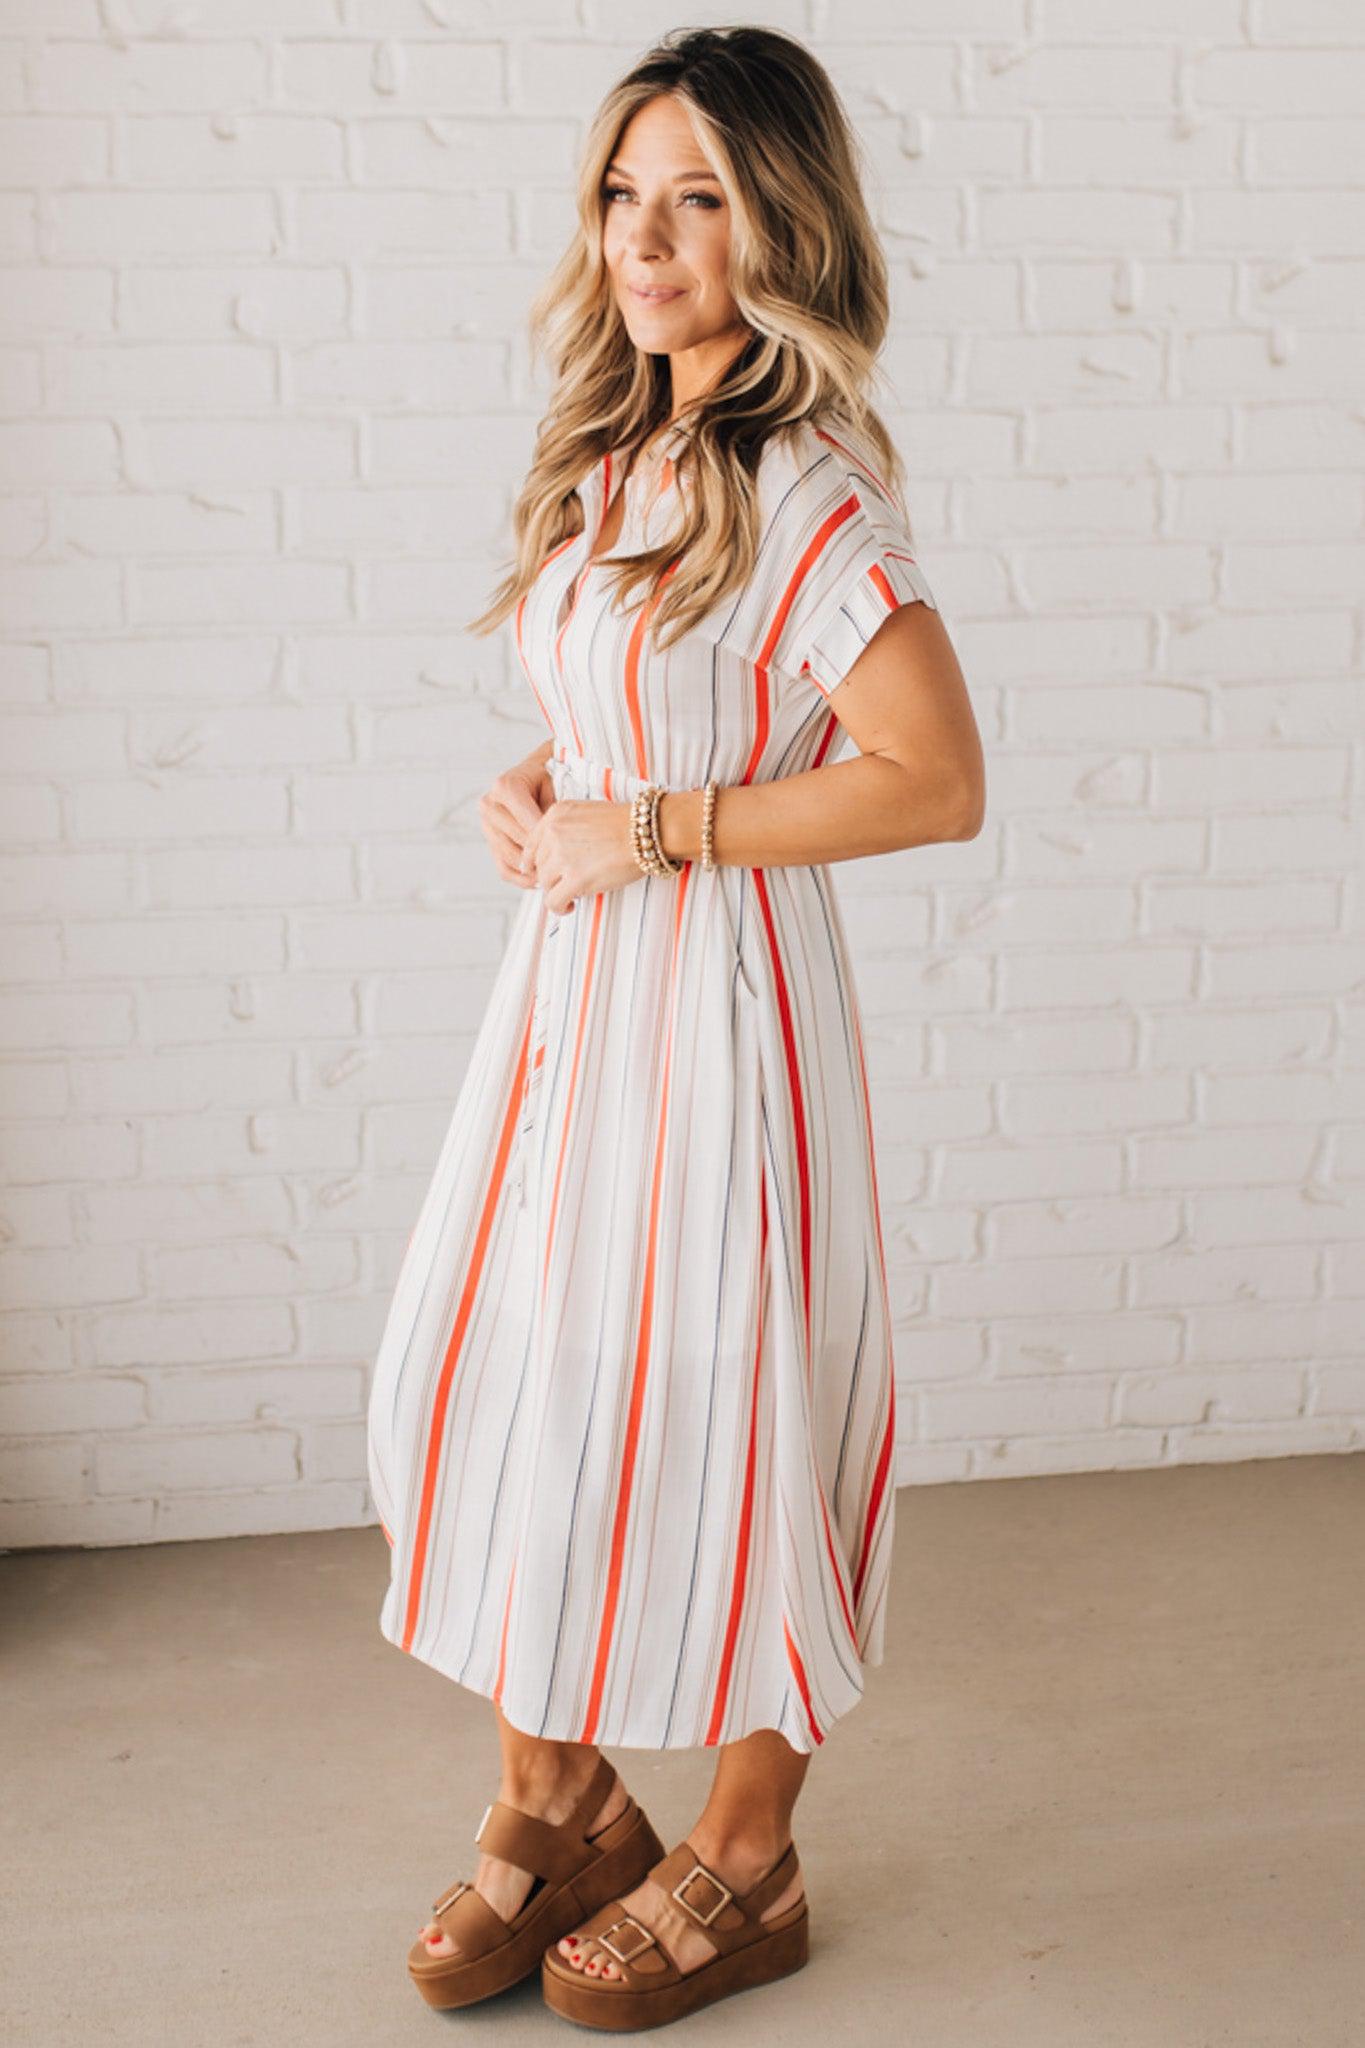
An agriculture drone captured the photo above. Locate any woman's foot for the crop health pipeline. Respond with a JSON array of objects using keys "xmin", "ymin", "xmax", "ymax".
[
  {"xmin": 419, "ymin": 1751, "xmax": 629, "ymax": 1958},
  {"xmin": 553, "ymin": 1828, "xmax": 804, "ymax": 1980}
]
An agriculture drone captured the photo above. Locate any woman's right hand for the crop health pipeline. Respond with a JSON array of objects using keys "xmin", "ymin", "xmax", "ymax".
[{"xmin": 479, "ymin": 750, "xmax": 555, "ymax": 889}]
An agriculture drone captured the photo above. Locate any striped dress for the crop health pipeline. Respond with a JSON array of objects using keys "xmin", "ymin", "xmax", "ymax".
[{"xmin": 366, "ymin": 413, "xmax": 938, "ymax": 1753}]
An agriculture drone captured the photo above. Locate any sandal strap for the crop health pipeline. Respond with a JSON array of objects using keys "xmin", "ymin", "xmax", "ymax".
[
  {"xmin": 470, "ymin": 1754, "xmax": 619, "ymax": 1885},
  {"xmin": 647, "ymin": 1840, "xmax": 800, "ymax": 1951},
  {"xmin": 574, "ymin": 1896, "xmax": 686, "ymax": 1987},
  {"xmin": 427, "ymin": 1879, "xmax": 513, "ymax": 1959},
  {"xmin": 571, "ymin": 1839, "xmax": 802, "ymax": 1990},
  {"xmin": 569, "ymin": 1753, "xmax": 619, "ymax": 1836}
]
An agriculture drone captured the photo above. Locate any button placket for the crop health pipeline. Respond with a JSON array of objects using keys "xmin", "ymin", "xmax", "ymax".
[
  {"xmin": 515, "ymin": 974, "xmax": 551, "ymax": 1208},
  {"xmin": 513, "ymin": 781, "xmax": 567, "ymax": 1209}
]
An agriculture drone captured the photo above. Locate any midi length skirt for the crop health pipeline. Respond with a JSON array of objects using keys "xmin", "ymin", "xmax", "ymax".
[{"xmin": 366, "ymin": 414, "xmax": 935, "ymax": 1751}]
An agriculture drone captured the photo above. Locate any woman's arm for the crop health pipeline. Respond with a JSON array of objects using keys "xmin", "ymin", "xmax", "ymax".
[{"xmin": 657, "ymin": 603, "xmax": 985, "ymax": 869}]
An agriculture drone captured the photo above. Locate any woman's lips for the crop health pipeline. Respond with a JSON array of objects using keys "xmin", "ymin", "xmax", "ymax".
[{"xmin": 629, "ymin": 284, "xmax": 685, "ymax": 303}]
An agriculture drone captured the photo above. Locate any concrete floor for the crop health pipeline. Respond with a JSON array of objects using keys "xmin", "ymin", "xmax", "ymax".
[{"xmin": 1, "ymin": 1452, "xmax": 1361, "ymax": 2048}]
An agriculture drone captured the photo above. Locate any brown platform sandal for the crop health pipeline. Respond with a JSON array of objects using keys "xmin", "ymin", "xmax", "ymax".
[
  {"xmin": 407, "ymin": 1756, "xmax": 666, "ymax": 2011},
  {"xmin": 540, "ymin": 1836, "xmax": 809, "ymax": 2031}
]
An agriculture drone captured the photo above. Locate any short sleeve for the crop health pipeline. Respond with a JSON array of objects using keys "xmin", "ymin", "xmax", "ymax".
[{"xmin": 708, "ymin": 419, "xmax": 938, "ymax": 699}]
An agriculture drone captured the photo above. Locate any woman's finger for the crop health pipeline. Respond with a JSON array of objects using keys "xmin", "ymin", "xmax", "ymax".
[
  {"xmin": 484, "ymin": 819, "xmax": 538, "ymax": 886},
  {"xmin": 483, "ymin": 774, "xmax": 550, "ymax": 838}
]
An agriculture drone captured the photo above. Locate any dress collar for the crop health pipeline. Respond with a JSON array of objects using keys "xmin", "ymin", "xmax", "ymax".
[
  {"xmin": 585, "ymin": 423, "xmax": 688, "ymax": 550},
  {"xmin": 600, "ymin": 418, "xmax": 690, "ymax": 485},
  {"xmin": 650, "ymin": 418, "xmax": 691, "ymax": 461}
]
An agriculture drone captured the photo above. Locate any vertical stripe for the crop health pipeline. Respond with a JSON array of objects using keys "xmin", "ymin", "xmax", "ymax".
[
  {"xmin": 399, "ymin": 1009, "xmax": 532, "ymax": 1652},
  {"xmin": 705, "ymin": 1172, "xmax": 768, "ymax": 1743},
  {"xmin": 782, "ymin": 1617, "xmax": 825, "ymax": 1750}
]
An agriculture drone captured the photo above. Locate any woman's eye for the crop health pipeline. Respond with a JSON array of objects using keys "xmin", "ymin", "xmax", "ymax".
[{"xmin": 600, "ymin": 185, "xmax": 720, "ymax": 209}]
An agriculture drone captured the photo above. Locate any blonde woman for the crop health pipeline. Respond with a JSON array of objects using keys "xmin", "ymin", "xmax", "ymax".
[{"xmin": 367, "ymin": 24, "xmax": 984, "ymax": 2032}]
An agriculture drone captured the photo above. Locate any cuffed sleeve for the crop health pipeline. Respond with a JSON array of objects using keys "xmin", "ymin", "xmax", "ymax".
[{"xmin": 708, "ymin": 417, "xmax": 938, "ymax": 699}]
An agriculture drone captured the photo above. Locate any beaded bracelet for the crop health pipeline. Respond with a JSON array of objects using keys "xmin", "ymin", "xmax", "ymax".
[
  {"xmin": 630, "ymin": 779, "xmax": 721, "ymax": 878},
  {"xmin": 700, "ymin": 779, "xmax": 717, "ymax": 870},
  {"xmin": 630, "ymin": 785, "xmax": 681, "ymax": 876}
]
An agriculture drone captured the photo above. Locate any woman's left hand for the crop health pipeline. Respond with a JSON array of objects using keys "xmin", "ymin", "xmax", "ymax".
[{"xmin": 519, "ymin": 799, "xmax": 643, "ymax": 915}]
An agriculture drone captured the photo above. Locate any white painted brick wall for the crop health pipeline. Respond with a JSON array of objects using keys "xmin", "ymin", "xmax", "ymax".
[{"xmin": 1, "ymin": 4, "xmax": 1362, "ymax": 1551}]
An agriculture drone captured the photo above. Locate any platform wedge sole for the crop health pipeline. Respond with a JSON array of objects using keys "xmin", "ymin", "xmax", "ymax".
[
  {"xmin": 541, "ymin": 1837, "xmax": 811, "ymax": 2032},
  {"xmin": 407, "ymin": 1764, "xmax": 665, "ymax": 2011}
]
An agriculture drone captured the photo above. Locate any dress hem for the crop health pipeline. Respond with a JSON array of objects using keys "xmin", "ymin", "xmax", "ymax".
[{"xmin": 378, "ymin": 1604, "xmax": 883, "ymax": 1757}]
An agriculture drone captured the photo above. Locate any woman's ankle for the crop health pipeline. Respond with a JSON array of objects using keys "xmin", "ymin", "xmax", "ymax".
[
  {"xmin": 688, "ymin": 1818, "xmax": 794, "ymax": 1882},
  {"xmin": 499, "ymin": 1740, "xmax": 603, "ymax": 1807}
]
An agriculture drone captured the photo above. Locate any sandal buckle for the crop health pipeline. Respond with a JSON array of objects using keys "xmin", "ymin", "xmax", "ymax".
[
  {"xmin": 598, "ymin": 1914, "xmax": 657, "ymax": 1964},
  {"xmin": 670, "ymin": 1862, "xmax": 732, "ymax": 1927},
  {"xmin": 431, "ymin": 1879, "xmax": 470, "ymax": 1915}
]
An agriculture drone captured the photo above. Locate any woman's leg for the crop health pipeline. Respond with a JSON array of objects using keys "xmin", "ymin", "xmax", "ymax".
[
  {"xmin": 554, "ymin": 1728, "xmax": 809, "ymax": 1979},
  {"xmin": 419, "ymin": 1703, "xmax": 629, "ymax": 1956}
]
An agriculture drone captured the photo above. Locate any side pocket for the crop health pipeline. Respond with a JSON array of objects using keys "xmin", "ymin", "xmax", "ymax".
[
  {"xmin": 707, "ymin": 861, "xmax": 760, "ymax": 1006},
  {"xmin": 513, "ymin": 980, "xmax": 549, "ymax": 1208}
]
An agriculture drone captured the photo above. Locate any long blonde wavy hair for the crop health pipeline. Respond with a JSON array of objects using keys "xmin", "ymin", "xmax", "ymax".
[{"xmin": 467, "ymin": 24, "xmax": 914, "ymax": 654}]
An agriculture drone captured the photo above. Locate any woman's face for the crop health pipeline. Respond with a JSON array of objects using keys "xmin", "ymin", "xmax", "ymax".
[{"xmin": 599, "ymin": 93, "xmax": 749, "ymax": 387}]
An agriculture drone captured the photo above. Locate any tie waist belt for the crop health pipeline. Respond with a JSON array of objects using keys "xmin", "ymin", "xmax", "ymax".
[{"xmin": 547, "ymin": 744, "xmax": 723, "ymax": 803}]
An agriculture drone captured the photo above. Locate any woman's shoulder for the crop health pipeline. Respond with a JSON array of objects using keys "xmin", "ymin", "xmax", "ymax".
[
  {"xmin": 745, "ymin": 412, "xmax": 908, "ymax": 560},
  {"xmin": 750, "ymin": 412, "xmax": 901, "ymax": 519}
]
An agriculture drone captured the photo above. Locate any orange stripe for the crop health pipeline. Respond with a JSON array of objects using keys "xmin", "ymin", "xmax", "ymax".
[
  {"xmin": 516, "ymin": 533, "xmax": 577, "ymax": 734},
  {"xmin": 623, "ymin": 561, "xmax": 682, "ymax": 777},
  {"xmin": 623, "ymin": 604, "xmax": 651, "ymax": 775},
  {"xmin": 847, "ymin": 992, "xmax": 897, "ymax": 1609},
  {"xmin": 758, "ymin": 495, "xmax": 858, "ymax": 675},
  {"xmin": 752, "ymin": 869, "xmax": 813, "ymax": 1355},
  {"xmin": 400, "ymin": 1010, "xmax": 532, "ymax": 1651},
  {"xmin": 782, "ymin": 1618, "xmax": 825, "ymax": 1748},
  {"xmin": 552, "ymin": 452, "xmax": 617, "ymax": 757},
  {"xmin": 853, "ymin": 1410, "xmax": 894, "ymax": 1612},
  {"xmin": 811, "ymin": 712, "xmax": 841, "ymax": 768},
  {"xmin": 741, "ymin": 659, "xmax": 771, "ymax": 786},
  {"xmin": 705, "ymin": 1174, "xmax": 769, "ymax": 1744},
  {"xmin": 815, "ymin": 1481, "xmax": 859, "ymax": 1649},
  {"xmin": 554, "ymin": 570, "xmax": 590, "ymax": 757},
  {"xmin": 813, "ymin": 421, "xmax": 895, "ymax": 503},
  {"xmin": 541, "ymin": 888, "xmax": 607, "ymax": 1304},
  {"xmin": 492, "ymin": 1554, "xmax": 517, "ymax": 1705},
  {"xmin": 579, "ymin": 864, "xmax": 692, "ymax": 1741}
]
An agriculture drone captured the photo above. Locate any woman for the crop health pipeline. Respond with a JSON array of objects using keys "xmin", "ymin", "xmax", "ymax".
[{"xmin": 367, "ymin": 24, "xmax": 984, "ymax": 2032}]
